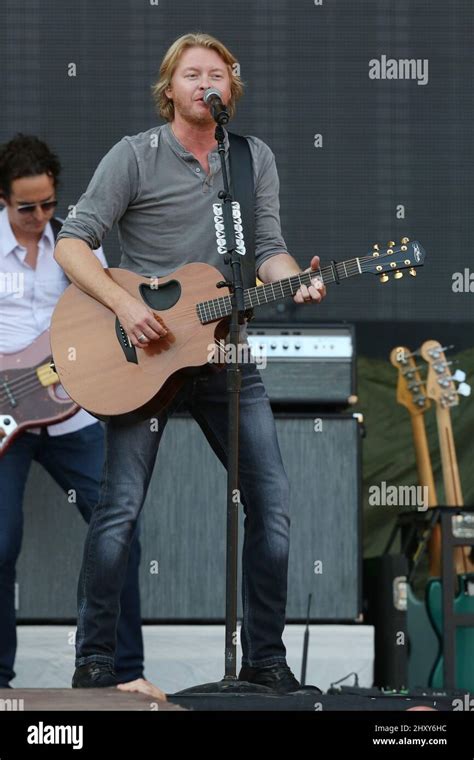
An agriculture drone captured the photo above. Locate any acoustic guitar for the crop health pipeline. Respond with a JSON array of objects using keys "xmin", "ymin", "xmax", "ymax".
[
  {"xmin": 50, "ymin": 239, "xmax": 426, "ymax": 420},
  {"xmin": 0, "ymin": 329, "xmax": 79, "ymax": 456}
]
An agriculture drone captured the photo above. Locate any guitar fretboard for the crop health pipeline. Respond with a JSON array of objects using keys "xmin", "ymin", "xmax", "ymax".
[{"xmin": 196, "ymin": 258, "xmax": 362, "ymax": 324}]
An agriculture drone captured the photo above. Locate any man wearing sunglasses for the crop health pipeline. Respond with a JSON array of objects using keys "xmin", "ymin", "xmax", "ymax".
[
  {"xmin": 15, "ymin": 199, "xmax": 58, "ymax": 214},
  {"xmin": 0, "ymin": 133, "xmax": 165, "ymax": 699}
]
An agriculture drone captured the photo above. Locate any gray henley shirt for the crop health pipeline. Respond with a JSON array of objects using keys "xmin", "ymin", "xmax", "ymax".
[{"xmin": 56, "ymin": 122, "xmax": 289, "ymax": 284}]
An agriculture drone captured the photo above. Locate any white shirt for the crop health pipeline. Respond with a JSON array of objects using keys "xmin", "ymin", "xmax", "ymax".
[{"xmin": 0, "ymin": 208, "xmax": 107, "ymax": 435}]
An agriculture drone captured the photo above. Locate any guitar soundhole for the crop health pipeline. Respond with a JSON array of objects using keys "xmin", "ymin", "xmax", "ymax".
[{"xmin": 139, "ymin": 280, "xmax": 181, "ymax": 310}]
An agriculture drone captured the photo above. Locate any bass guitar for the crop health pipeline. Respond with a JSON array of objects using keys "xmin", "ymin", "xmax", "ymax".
[
  {"xmin": 419, "ymin": 340, "xmax": 474, "ymax": 690},
  {"xmin": 390, "ymin": 345, "xmax": 439, "ymax": 688},
  {"xmin": 0, "ymin": 329, "xmax": 79, "ymax": 456}
]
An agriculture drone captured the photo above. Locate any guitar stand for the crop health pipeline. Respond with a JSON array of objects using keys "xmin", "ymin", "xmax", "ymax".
[
  {"xmin": 438, "ymin": 506, "xmax": 474, "ymax": 690},
  {"xmin": 384, "ymin": 508, "xmax": 438, "ymax": 577},
  {"xmin": 388, "ymin": 506, "xmax": 474, "ymax": 691}
]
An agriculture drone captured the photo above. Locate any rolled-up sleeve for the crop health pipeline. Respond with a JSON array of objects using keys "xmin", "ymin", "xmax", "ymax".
[
  {"xmin": 247, "ymin": 137, "xmax": 289, "ymax": 274},
  {"xmin": 56, "ymin": 137, "xmax": 139, "ymax": 250}
]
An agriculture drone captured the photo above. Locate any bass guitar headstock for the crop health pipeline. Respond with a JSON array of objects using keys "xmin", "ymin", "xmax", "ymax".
[
  {"xmin": 390, "ymin": 345, "xmax": 430, "ymax": 416},
  {"xmin": 420, "ymin": 340, "xmax": 471, "ymax": 409}
]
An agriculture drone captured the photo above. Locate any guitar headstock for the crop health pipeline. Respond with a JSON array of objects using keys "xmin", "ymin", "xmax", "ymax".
[
  {"xmin": 420, "ymin": 340, "xmax": 471, "ymax": 409},
  {"xmin": 361, "ymin": 238, "xmax": 426, "ymax": 282},
  {"xmin": 390, "ymin": 345, "xmax": 430, "ymax": 416}
]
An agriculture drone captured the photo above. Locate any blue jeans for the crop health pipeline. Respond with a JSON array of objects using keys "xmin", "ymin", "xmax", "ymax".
[
  {"xmin": 0, "ymin": 422, "xmax": 144, "ymax": 687},
  {"xmin": 76, "ymin": 363, "xmax": 291, "ymax": 669}
]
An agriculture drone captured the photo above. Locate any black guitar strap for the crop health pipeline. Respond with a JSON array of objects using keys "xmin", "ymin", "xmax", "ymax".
[
  {"xmin": 50, "ymin": 216, "xmax": 63, "ymax": 241},
  {"xmin": 227, "ymin": 132, "xmax": 256, "ymax": 292}
]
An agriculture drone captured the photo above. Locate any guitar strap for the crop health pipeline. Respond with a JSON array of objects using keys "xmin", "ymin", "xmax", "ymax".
[
  {"xmin": 50, "ymin": 216, "xmax": 63, "ymax": 240},
  {"xmin": 49, "ymin": 132, "xmax": 257, "ymax": 290},
  {"xmin": 227, "ymin": 132, "xmax": 256, "ymax": 292}
]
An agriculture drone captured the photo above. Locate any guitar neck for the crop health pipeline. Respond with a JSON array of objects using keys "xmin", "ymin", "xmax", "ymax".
[
  {"xmin": 410, "ymin": 413, "xmax": 438, "ymax": 506},
  {"xmin": 435, "ymin": 404, "xmax": 471, "ymax": 575},
  {"xmin": 419, "ymin": 338, "xmax": 471, "ymax": 575},
  {"xmin": 409, "ymin": 410, "xmax": 441, "ymax": 577},
  {"xmin": 197, "ymin": 258, "xmax": 362, "ymax": 323},
  {"xmin": 243, "ymin": 260, "xmax": 359, "ymax": 310},
  {"xmin": 435, "ymin": 405, "xmax": 464, "ymax": 507}
]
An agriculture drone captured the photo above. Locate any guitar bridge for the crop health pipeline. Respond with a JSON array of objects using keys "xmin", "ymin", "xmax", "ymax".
[{"xmin": 115, "ymin": 319, "xmax": 138, "ymax": 364}]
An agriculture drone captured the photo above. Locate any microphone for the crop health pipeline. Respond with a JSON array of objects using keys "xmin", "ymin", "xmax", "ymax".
[{"xmin": 203, "ymin": 87, "xmax": 230, "ymax": 125}]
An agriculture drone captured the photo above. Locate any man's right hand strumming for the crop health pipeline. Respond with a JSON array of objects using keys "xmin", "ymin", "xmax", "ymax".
[
  {"xmin": 54, "ymin": 238, "xmax": 167, "ymax": 349},
  {"xmin": 114, "ymin": 294, "xmax": 168, "ymax": 348}
]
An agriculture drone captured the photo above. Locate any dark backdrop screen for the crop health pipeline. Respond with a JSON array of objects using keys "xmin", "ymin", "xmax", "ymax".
[{"xmin": 1, "ymin": 0, "xmax": 471, "ymax": 330}]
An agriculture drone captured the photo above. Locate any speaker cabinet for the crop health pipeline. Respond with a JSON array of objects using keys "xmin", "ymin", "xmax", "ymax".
[{"xmin": 17, "ymin": 412, "xmax": 362, "ymax": 621}]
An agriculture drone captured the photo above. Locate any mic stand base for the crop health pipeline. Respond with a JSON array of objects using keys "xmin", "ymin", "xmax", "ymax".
[{"xmin": 173, "ymin": 678, "xmax": 274, "ymax": 695}]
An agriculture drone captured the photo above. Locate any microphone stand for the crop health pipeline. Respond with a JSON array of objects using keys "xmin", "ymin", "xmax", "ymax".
[{"xmin": 175, "ymin": 111, "xmax": 272, "ymax": 696}]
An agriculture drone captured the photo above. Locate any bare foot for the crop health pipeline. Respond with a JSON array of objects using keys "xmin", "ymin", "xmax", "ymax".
[{"xmin": 116, "ymin": 677, "xmax": 167, "ymax": 701}]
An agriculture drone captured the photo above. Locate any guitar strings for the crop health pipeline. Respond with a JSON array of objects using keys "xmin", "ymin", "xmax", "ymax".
[
  {"xmin": 170, "ymin": 265, "xmax": 353, "ymax": 321},
  {"xmin": 172, "ymin": 252, "xmax": 405, "ymax": 320},
  {"xmin": 0, "ymin": 367, "xmax": 40, "ymax": 397}
]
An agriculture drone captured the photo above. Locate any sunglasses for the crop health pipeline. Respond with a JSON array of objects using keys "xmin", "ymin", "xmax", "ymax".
[{"xmin": 16, "ymin": 199, "xmax": 58, "ymax": 215}]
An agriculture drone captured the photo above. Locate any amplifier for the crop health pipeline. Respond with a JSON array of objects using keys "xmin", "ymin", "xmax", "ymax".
[
  {"xmin": 246, "ymin": 323, "xmax": 356, "ymax": 407},
  {"xmin": 16, "ymin": 412, "xmax": 362, "ymax": 621}
]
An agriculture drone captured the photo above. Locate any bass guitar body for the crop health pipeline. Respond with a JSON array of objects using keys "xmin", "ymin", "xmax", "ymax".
[
  {"xmin": 426, "ymin": 573, "xmax": 474, "ymax": 691},
  {"xmin": 0, "ymin": 330, "xmax": 79, "ymax": 455}
]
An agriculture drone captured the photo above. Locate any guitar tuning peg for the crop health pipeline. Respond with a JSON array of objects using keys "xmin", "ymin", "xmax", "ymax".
[
  {"xmin": 401, "ymin": 237, "xmax": 410, "ymax": 244},
  {"xmin": 394, "ymin": 270, "xmax": 403, "ymax": 279},
  {"xmin": 387, "ymin": 241, "xmax": 396, "ymax": 248},
  {"xmin": 409, "ymin": 268, "xmax": 417, "ymax": 277},
  {"xmin": 457, "ymin": 382, "xmax": 471, "ymax": 397},
  {"xmin": 379, "ymin": 273, "xmax": 389, "ymax": 283},
  {"xmin": 373, "ymin": 243, "xmax": 380, "ymax": 251},
  {"xmin": 453, "ymin": 369, "xmax": 466, "ymax": 382}
]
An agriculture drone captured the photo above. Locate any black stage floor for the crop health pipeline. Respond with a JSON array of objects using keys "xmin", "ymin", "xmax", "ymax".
[{"xmin": 0, "ymin": 688, "xmax": 461, "ymax": 711}]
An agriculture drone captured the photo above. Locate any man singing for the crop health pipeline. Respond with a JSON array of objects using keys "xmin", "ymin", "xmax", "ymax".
[{"xmin": 54, "ymin": 32, "xmax": 326, "ymax": 694}]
